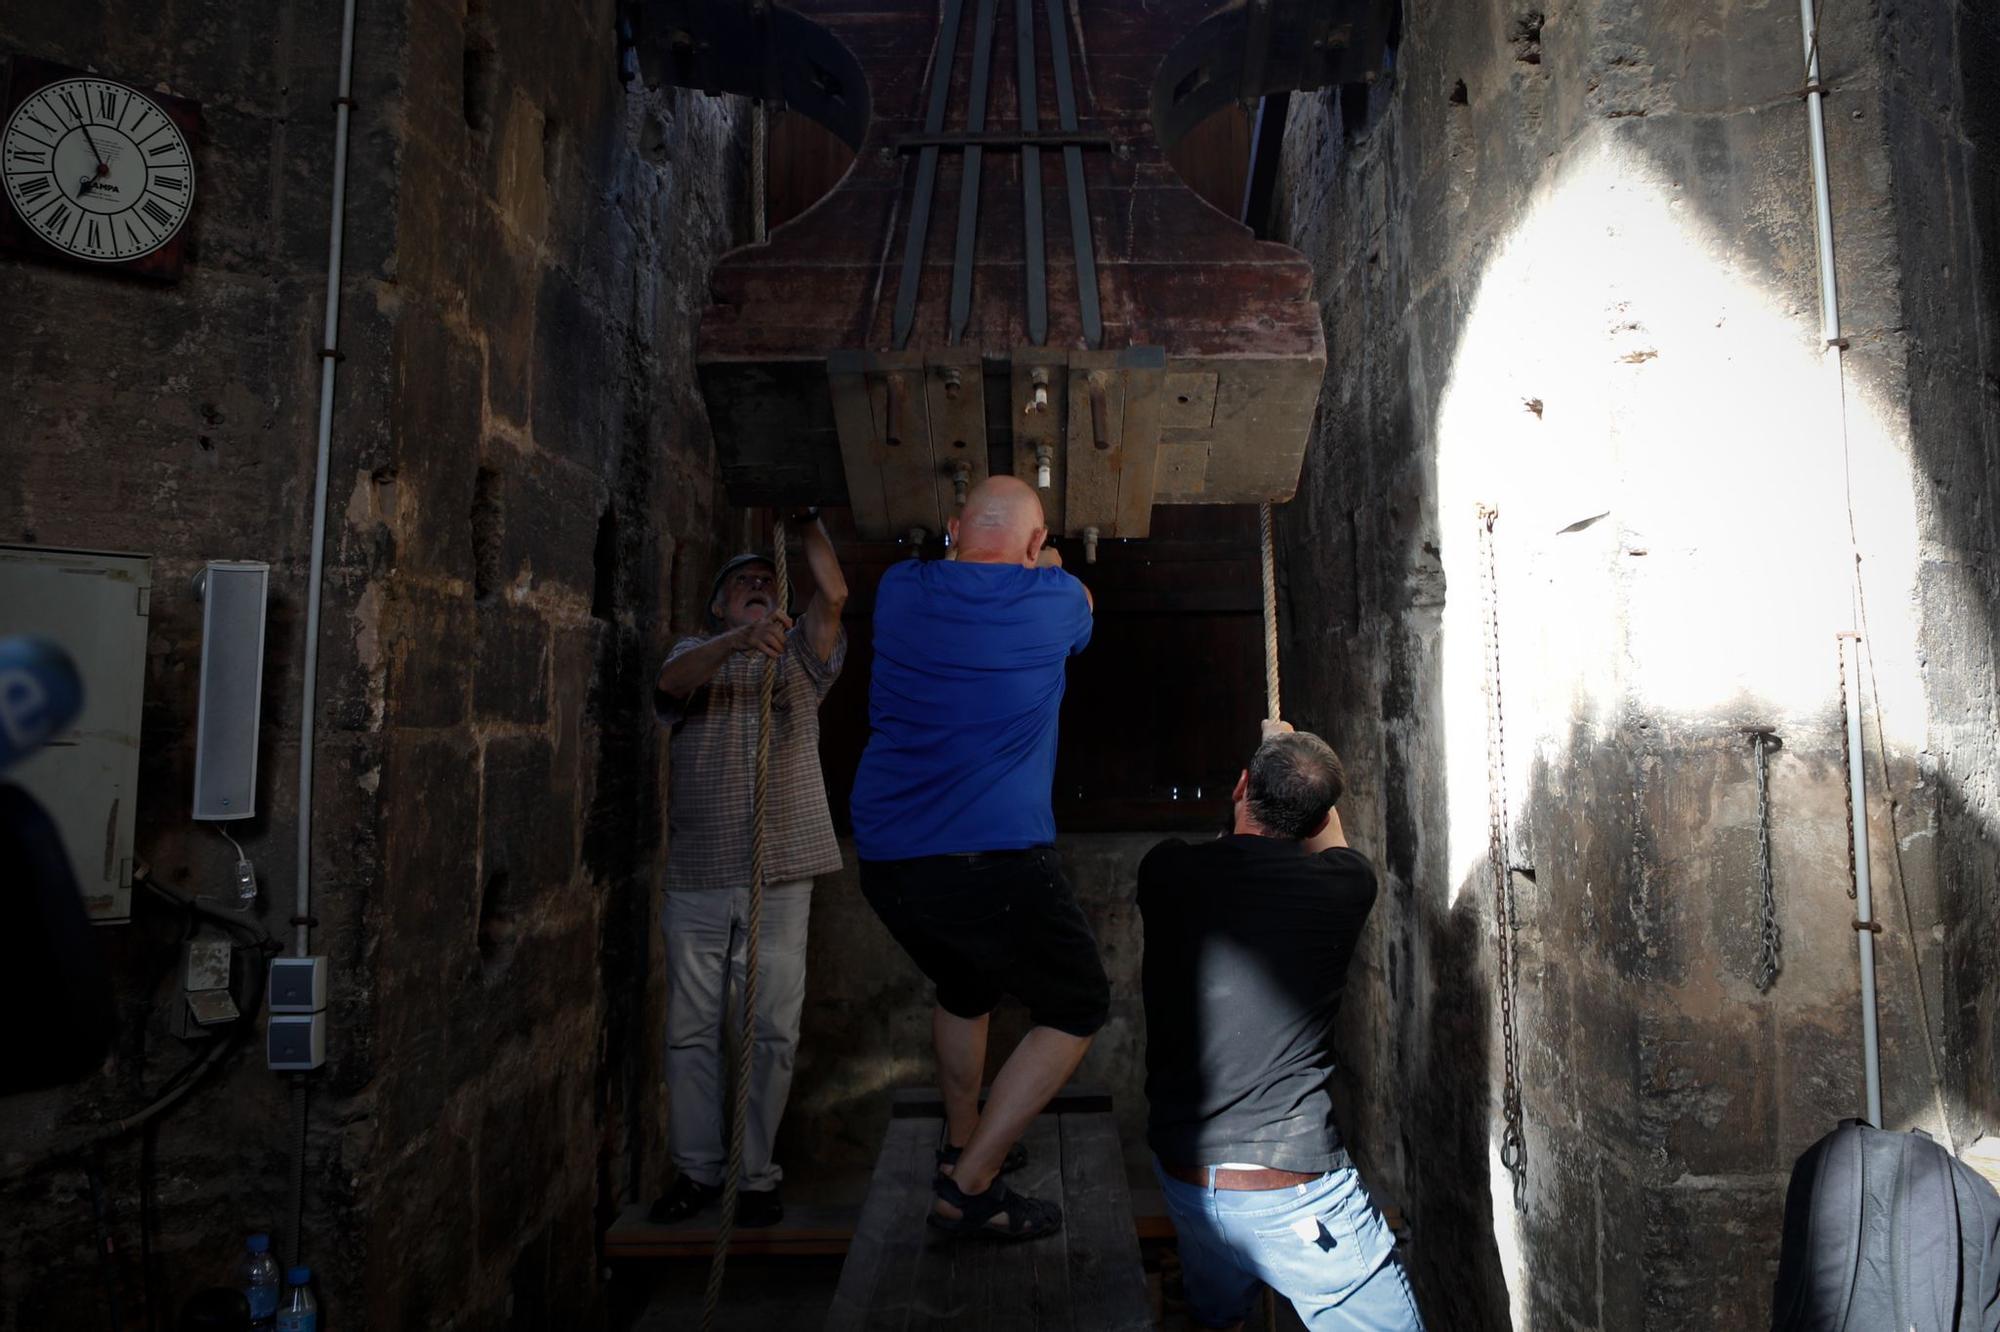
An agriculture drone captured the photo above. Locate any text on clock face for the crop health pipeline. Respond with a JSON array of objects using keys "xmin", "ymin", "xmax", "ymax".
[{"xmin": 3, "ymin": 77, "xmax": 193, "ymax": 262}]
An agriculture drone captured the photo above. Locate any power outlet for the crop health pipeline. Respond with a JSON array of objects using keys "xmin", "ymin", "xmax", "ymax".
[
  {"xmin": 267, "ymin": 956, "xmax": 327, "ymax": 1014},
  {"xmin": 267, "ymin": 1014, "xmax": 325, "ymax": 1071}
]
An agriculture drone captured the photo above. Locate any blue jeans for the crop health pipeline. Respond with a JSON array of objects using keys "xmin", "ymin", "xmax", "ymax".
[{"xmin": 1155, "ymin": 1159, "xmax": 1425, "ymax": 1331}]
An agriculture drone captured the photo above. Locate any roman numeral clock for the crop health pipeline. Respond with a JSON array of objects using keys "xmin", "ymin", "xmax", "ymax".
[{"xmin": 2, "ymin": 57, "xmax": 199, "ymax": 280}]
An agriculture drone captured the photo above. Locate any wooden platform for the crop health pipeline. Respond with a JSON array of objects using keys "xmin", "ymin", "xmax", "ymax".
[
  {"xmin": 605, "ymin": 1201, "xmax": 861, "ymax": 1259},
  {"xmin": 826, "ymin": 1088, "xmax": 1152, "ymax": 1331}
]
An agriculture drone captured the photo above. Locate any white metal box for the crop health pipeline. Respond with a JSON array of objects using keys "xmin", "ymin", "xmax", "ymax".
[
  {"xmin": 192, "ymin": 561, "xmax": 269, "ymax": 820},
  {"xmin": 0, "ymin": 545, "xmax": 151, "ymax": 922}
]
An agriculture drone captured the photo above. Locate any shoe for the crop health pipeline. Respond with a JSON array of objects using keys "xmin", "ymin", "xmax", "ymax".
[
  {"xmin": 738, "ymin": 1187, "xmax": 784, "ymax": 1228},
  {"xmin": 927, "ymin": 1172, "xmax": 1062, "ymax": 1243},
  {"xmin": 647, "ymin": 1174, "xmax": 721, "ymax": 1224}
]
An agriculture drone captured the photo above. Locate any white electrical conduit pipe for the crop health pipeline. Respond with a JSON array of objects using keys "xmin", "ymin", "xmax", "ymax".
[
  {"xmin": 296, "ymin": 0, "xmax": 360, "ymax": 959},
  {"xmin": 1797, "ymin": 0, "xmax": 1883, "ymax": 1128}
]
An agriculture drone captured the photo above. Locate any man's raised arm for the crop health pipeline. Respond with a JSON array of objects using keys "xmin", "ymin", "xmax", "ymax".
[
  {"xmin": 798, "ymin": 512, "xmax": 849, "ymax": 664},
  {"xmin": 656, "ymin": 613, "xmax": 790, "ymax": 699}
]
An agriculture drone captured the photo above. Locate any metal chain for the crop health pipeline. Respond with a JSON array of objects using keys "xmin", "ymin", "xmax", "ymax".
[
  {"xmin": 1258, "ymin": 501, "xmax": 1281, "ymax": 722},
  {"xmin": 1751, "ymin": 732, "xmax": 1782, "ymax": 992},
  {"xmin": 1837, "ymin": 642, "xmax": 1857, "ymax": 899},
  {"xmin": 702, "ymin": 516, "xmax": 788, "ymax": 1331},
  {"xmin": 1476, "ymin": 505, "xmax": 1526, "ymax": 1201}
]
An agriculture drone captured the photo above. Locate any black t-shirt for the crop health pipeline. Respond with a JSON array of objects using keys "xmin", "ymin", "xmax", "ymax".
[{"xmin": 1137, "ymin": 834, "xmax": 1379, "ymax": 1172}]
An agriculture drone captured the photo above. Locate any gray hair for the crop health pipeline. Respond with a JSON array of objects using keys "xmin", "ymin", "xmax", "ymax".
[{"xmin": 1245, "ymin": 731, "xmax": 1346, "ymax": 840}]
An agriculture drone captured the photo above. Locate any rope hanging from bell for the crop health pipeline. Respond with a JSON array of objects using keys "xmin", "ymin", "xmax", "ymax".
[{"xmin": 701, "ymin": 514, "xmax": 788, "ymax": 1331}]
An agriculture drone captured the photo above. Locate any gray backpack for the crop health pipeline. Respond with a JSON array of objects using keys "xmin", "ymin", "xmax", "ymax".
[{"xmin": 1773, "ymin": 1119, "xmax": 2000, "ymax": 1331}]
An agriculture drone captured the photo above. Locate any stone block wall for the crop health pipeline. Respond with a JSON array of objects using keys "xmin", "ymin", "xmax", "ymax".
[
  {"xmin": 0, "ymin": 2, "xmax": 404, "ymax": 1325},
  {"xmin": 0, "ymin": 0, "xmax": 746, "ymax": 1326},
  {"xmin": 358, "ymin": 0, "xmax": 745, "ymax": 1323},
  {"xmin": 1877, "ymin": 0, "xmax": 2000, "ymax": 1150},
  {"xmin": 1272, "ymin": 0, "xmax": 1997, "ymax": 1324}
]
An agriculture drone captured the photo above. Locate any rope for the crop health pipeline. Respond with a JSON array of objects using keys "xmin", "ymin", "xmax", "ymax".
[
  {"xmin": 1258, "ymin": 501, "xmax": 1280, "ymax": 721},
  {"xmin": 701, "ymin": 516, "xmax": 788, "ymax": 1331},
  {"xmin": 752, "ymin": 101, "xmax": 769, "ymax": 245}
]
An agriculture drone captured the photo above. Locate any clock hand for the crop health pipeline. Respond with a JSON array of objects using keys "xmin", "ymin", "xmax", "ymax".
[
  {"xmin": 78, "ymin": 122, "xmax": 109, "ymax": 171},
  {"xmin": 72, "ymin": 120, "xmax": 113, "ymax": 200}
]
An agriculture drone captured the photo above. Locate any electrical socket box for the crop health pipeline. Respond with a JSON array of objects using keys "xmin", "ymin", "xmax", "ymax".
[
  {"xmin": 186, "ymin": 939, "xmax": 232, "ymax": 992},
  {"xmin": 185, "ymin": 989, "xmax": 240, "ymax": 1028},
  {"xmin": 267, "ymin": 956, "xmax": 327, "ymax": 1014},
  {"xmin": 267, "ymin": 1014, "xmax": 325, "ymax": 1071},
  {"xmin": 175, "ymin": 939, "xmax": 238, "ymax": 1037}
]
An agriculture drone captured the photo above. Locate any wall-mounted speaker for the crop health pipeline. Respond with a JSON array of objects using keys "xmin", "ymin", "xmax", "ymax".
[{"xmin": 192, "ymin": 561, "xmax": 269, "ymax": 821}]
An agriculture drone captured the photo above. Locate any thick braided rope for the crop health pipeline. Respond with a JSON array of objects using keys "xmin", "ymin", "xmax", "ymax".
[
  {"xmin": 701, "ymin": 517, "xmax": 788, "ymax": 1330},
  {"xmin": 1259, "ymin": 501, "xmax": 1281, "ymax": 721}
]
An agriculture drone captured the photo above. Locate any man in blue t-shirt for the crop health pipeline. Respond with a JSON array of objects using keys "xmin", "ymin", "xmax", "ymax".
[{"xmin": 851, "ymin": 475, "xmax": 1106, "ymax": 1243}]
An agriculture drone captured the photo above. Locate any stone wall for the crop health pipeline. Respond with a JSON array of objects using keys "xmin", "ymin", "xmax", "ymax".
[
  {"xmin": 1272, "ymin": 0, "xmax": 1997, "ymax": 1325},
  {"xmin": 1877, "ymin": 0, "xmax": 2000, "ymax": 1151},
  {"xmin": 355, "ymin": 0, "xmax": 746, "ymax": 1324},
  {"xmin": 0, "ymin": 0, "xmax": 746, "ymax": 1326},
  {"xmin": 0, "ymin": 2, "xmax": 403, "ymax": 1325}
]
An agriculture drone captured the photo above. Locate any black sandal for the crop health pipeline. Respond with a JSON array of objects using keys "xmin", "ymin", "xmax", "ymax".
[
  {"xmin": 928, "ymin": 1172, "xmax": 1063, "ymax": 1242},
  {"xmin": 935, "ymin": 1139, "xmax": 1029, "ymax": 1175}
]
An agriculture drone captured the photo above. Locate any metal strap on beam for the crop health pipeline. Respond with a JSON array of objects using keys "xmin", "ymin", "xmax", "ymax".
[
  {"xmin": 1239, "ymin": 0, "xmax": 1272, "ymax": 111},
  {"xmin": 948, "ymin": 0, "xmax": 1002, "ymax": 345},
  {"xmin": 892, "ymin": 0, "xmax": 968, "ymax": 349},
  {"xmin": 1017, "ymin": 0, "xmax": 1047, "ymax": 346},
  {"xmin": 1043, "ymin": 0, "xmax": 1101, "ymax": 348}
]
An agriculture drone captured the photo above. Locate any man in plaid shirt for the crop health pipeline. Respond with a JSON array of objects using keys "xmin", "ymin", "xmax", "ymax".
[{"xmin": 650, "ymin": 513, "xmax": 847, "ymax": 1226}]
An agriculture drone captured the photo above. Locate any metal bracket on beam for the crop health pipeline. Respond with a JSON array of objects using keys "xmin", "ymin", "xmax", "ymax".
[
  {"xmin": 1063, "ymin": 345, "xmax": 1166, "ymax": 539},
  {"xmin": 827, "ymin": 349, "xmax": 940, "ymax": 539},
  {"xmin": 923, "ymin": 349, "xmax": 989, "ymax": 523},
  {"xmin": 1012, "ymin": 348, "xmax": 1069, "ymax": 533}
]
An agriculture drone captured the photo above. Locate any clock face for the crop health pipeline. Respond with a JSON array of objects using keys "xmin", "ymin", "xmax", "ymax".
[{"xmin": 3, "ymin": 77, "xmax": 194, "ymax": 262}]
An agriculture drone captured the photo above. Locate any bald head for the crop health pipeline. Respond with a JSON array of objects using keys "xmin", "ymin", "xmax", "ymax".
[{"xmin": 951, "ymin": 475, "xmax": 1049, "ymax": 564}]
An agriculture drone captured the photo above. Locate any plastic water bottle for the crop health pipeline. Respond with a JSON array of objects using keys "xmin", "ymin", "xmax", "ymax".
[
  {"xmin": 240, "ymin": 1234, "xmax": 280, "ymax": 1330},
  {"xmin": 276, "ymin": 1266, "xmax": 317, "ymax": 1332}
]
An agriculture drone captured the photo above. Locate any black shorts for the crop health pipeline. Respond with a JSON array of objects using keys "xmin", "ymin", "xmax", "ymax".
[{"xmin": 859, "ymin": 847, "xmax": 1111, "ymax": 1038}]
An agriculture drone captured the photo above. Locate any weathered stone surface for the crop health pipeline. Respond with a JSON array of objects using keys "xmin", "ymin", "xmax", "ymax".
[
  {"xmin": 472, "ymin": 602, "xmax": 551, "ymax": 724},
  {"xmin": 0, "ymin": 1, "xmax": 405, "ymax": 1324},
  {"xmin": 481, "ymin": 733, "xmax": 575, "ymax": 903},
  {"xmin": 1272, "ymin": 0, "xmax": 2000, "ymax": 1324},
  {"xmin": 0, "ymin": 0, "xmax": 742, "ymax": 1325}
]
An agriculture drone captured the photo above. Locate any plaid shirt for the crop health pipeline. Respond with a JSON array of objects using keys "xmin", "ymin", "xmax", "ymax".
[{"xmin": 657, "ymin": 624, "xmax": 846, "ymax": 891}]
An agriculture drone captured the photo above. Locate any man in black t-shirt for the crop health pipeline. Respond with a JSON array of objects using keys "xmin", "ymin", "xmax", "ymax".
[{"xmin": 1139, "ymin": 722, "xmax": 1423, "ymax": 1331}]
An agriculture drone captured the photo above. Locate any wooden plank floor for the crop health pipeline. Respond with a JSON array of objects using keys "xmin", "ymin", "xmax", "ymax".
[
  {"xmin": 605, "ymin": 1201, "xmax": 861, "ymax": 1258},
  {"xmin": 826, "ymin": 1089, "xmax": 1151, "ymax": 1331}
]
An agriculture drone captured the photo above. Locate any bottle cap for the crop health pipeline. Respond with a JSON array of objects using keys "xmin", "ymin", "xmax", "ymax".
[
  {"xmin": 246, "ymin": 1233, "xmax": 270, "ymax": 1253},
  {"xmin": 287, "ymin": 1267, "xmax": 311, "ymax": 1285}
]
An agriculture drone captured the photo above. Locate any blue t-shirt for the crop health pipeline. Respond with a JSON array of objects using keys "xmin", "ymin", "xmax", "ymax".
[{"xmin": 850, "ymin": 560, "xmax": 1093, "ymax": 860}]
